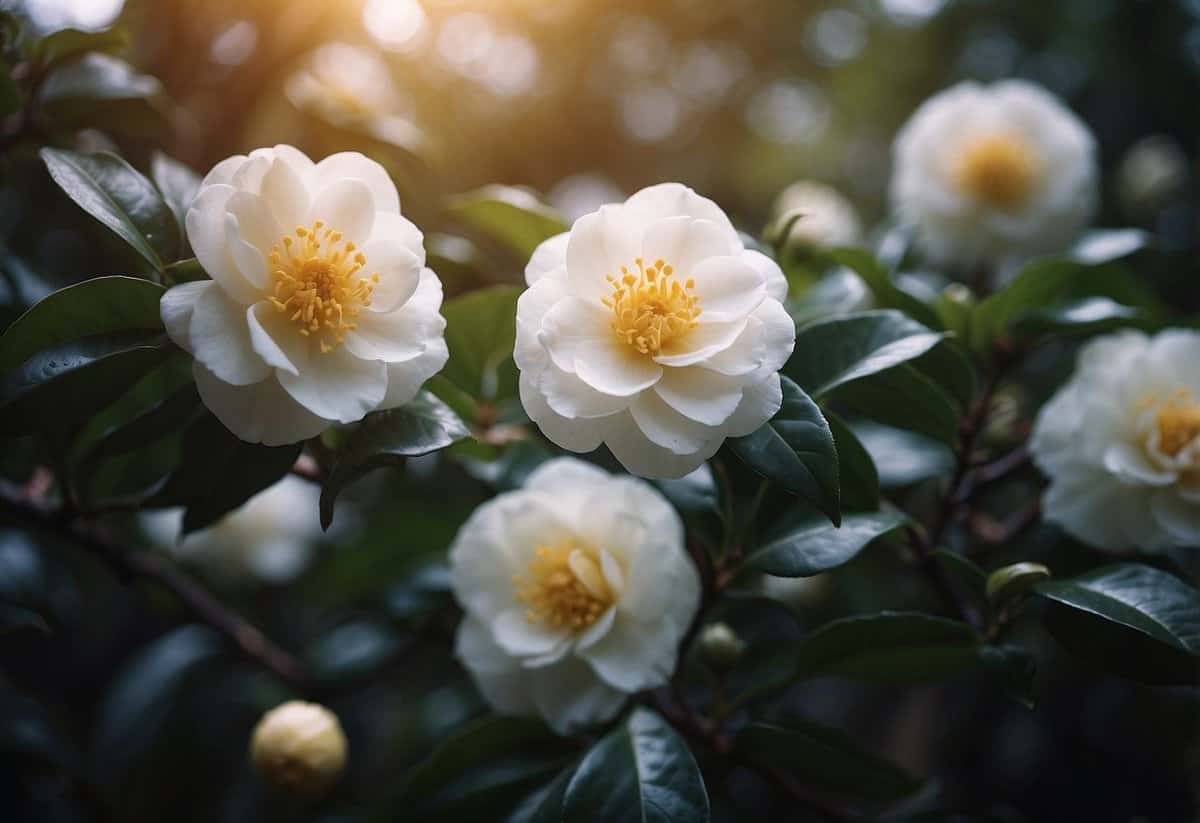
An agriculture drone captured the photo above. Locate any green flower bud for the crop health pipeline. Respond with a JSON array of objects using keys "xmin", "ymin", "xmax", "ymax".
[{"xmin": 699, "ymin": 622, "xmax": 745, "ymax": 672}]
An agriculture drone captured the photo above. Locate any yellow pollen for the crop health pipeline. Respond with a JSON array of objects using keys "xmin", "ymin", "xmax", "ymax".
[
  {"xmin": 1154, "ymin": 390, "xmax": 1200, "ymax": 457},
  {"xmin": 952, "ymin": 131, "xmax": 1043, "ymax": 209},
  {"xmin": 269, "ymin": 221, "xmax": 381, "ymax": 353},
  {"xmin": 602, "ymin": 257, "xmax": 701, "ymax": 356},
  {"xmin": 512, "ymin": 542, "xmax": 613, "ymax": 630}
]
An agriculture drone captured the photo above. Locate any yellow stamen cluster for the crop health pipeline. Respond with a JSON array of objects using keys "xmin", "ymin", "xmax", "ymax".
[
  {"xmin": 952, "ymin": 132, "xmax": 1042, "ymax": 209},
  {"xmin": 1155, "ymin": 389, "xmax": 1200, "ymax": 457},
  {"xmin": 513, "ymin": 542, "xmax": 613, "ymax": 630},
  {"xmin": 269, "ymin": 221, "xmax": 380, "ymax": 353},
  {"xmin": 602, "ymin": 257, "xmax": 701, "ymax": 355}
]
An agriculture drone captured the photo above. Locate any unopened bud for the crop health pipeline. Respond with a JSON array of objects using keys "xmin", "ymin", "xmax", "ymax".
[
  {"xmin": 250, "ymin": 701, "xmax": 347, "ymax": 796},
  {"xmin": 699, "ymin": 622, "xmax": 745, "ymax": 672}
]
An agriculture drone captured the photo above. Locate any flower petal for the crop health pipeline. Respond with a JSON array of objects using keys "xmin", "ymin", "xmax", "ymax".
[
  {"xmin": 640, "ymin": 216, "xmax": 735, "ymax": 275},
  {"xmin": 721, "ymin": 373, "xmax": 783, "ymax": 437},
  {"xmin": 189, "ymin": 285, "xmax": 269, "ymax": 385},
  {"xmin": 360, "ymin": 241, "xmax": 421, "ymax": 314},
  {"xmin": 528, "ymin": 656, "xmax": 626, "ymax": 734},
  {"xmin": 742, "ymin": 248, "xmax": 789, "ymax": 302},
  {"xmin": 492, "ymin": 608, "xmax": 571, "ymax": 657},
  {"xmin": 520, "ymin": 372, "xmax": 608, "ymax": 453},
  {"xmin": 259, "ymin": 155, "xmax": 310, "ymax": 230},
  {"xmin": 653, "ymin": 318, "xmax": 746, "ymax": 367},
  {"xmin": 526, "ymin": 232, "xmax": 569, "ymax": 285},
  {"xmin": 604, "ymin": 410, "xmax": 721, "ymax": 479},
  {"xmin": 654, "ymin": 366, "xmax": 744, "ymax": 426},
  {"xmin": 160, "ymin": 280, "xmax": 211, "ymax": 353},
  {"xmin": 307, "ymin": 178, "xmax": 376, "ymax": 246},
  {"xmin": 247, "ymin": 301, "xmax": 309, "ymax": 376},
  {"xmin": 365, "ymin": 211, "xmax": 425, "ymax": 266},
  {"xmin": 454, "ymin": 617, "xmax": 537, "ymax": 715},
  {"xmin": 630, "ymin": 389, "xmax": 717, "ymax": 454},
  {"xmin": 186, "ymin": 184, "xmax": 261, "ymax": 305},
  {"xmin": 537, "ymin": 296, "xmax": 612, "ymax": 375},
  {"xmin": 688, "ymin": 255, "xmax": 766, "ymax": 321},
  {"xmin": 574, "ymin": 339, "xmax": 663, "ymax": 397},
  {"xmin": 277, "ymin": 345, "xmax": 387, "ymax": 423},
  {"xmin": 193, "ymin": 364, "xmax": 330, "ymax": 445},
  {"xmin": 343, "ymin": 308, "xmax": 429, "ymax": 363},
  {"xmin": 624, "ymin": 183, "xmax": 740, "ymax": 248},
  {"xmin": 566, "ymin": 205, "xmax": 641, "ymax": 303},
  {"xmin": 579, "ymin": 616, "xmax": 675, "ymax": 692},
  {"xmin": 311, "ymin": 152, "xmax": 400, "ymax": 214},
  {"xmin": 538, "ymin": 365, "xmax": 628, "ymax": 419}
]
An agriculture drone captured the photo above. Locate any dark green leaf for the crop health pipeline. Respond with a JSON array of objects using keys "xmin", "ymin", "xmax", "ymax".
[
  {"xmin": 0, "ymin": 531, "xmax": 50, "ymax": 617},
  {"xmin": 77, "ymin": 381, "xmax": 201, "ymax": 469},
  {"xmin": 320, "ymin": 391, "xmax": 469, "ymax": 528},
  {"xmin": 852, "ymin": 421, "xmax": 954, "ymax": 487},
  {"xmin": 34, "ymin": 26, "xmax": 129, "ymax": 69},
  {"xmin": 41, "ymin": 148, "xmax": 176, "ymax": 270},
  {"xmin": 931, "ymin": 549, "xmax": 988, "ymax": 603},
  {"xmin": 825, "ymin": 410, "xmax": 879, "ymax": 511},
  {"xmin": 785, "ymin": 310, "xmax": 947, "ymax": 399},
  {"xmin": 39, "ymin": 53, "xmax": 169, "ymax": 138},
  {"xmin": 447, "ymin": 185, "xmax": 568, "ymax": 260},
  {"xmin": 0, "ymin": 333, "xmax": 173, "ymax": 435},
  {"xmin": 505, "ymin": 766, "xmax": 575, "ymax": 823},
  {"xmin": 829, "ymin": 247, "xmax": 941, "ymax": 328},
  {"xmin": 0, "ymin": 603, "xmax": 50, "ymax": 635},
  {"xmin": 440, "ymin": 285, "xmax": 522, "ymax": 405},
  {"xmin": 1035, "ymin": 563, "xmax": 1200, "ymax": 684},
  {"xmin": 307, "ymin": 620, "xmax": 403, "ymax": 685},
  {"xmin": 457, "ymin": 438, "xmax": 553, "ymax": 493},
  {"xmin": 562, "ymin": 707, "xmax": 709, "ymax": 823},
  {"xmin": 151, "ymin": 152, "xmax": 201, "ymax": 254},
  {"xmin": 1011, "ymin": 296, "xmax": 1140, "ymax": 339},
  {"xmin": 0, "ymin": 276, "xmax": 165, "ymax": 373},
  {"xmin": 734, "ymin": 719, "xmax": 920, "ymax": 803},
  {"xmin": 729, "ymin": 376, "xmax": 840, "ymax": 524},
  {"xmin": 790, "ymin": 612, "xmax": 980, "ymax": 681},
  {"xmin": 385, "ymin": 562, "xmax": 452, "ymax": 620},
  {"xmin": 0, "ymin": 689, "xmax": 79, "ymax": 771},
  {"xmin": 149, "ymin": 413, "xmax": 302, "ymax": 534},
  {"xmin": 835, "ymin": 363, "xmax": 960, "ymax": 445},
  {"xmin": 748, "ymin": 509, "xmax": 907, "ymax": 577},
  {"xmin": 0, "ymin": 62, "xmax": 19, "ymax": 118}
]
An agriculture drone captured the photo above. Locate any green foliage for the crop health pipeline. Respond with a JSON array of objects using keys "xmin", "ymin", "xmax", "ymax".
[
  {"xmin": 447, "ymin": 185, "xmax": 568, "ymax": 261},
  {"xmin": 749, "ymin": 510, "xmax": 907, "ymax": 577},
  {"xmin": 437, "ymin": 285, "xmax": 522, "ymax": 418}
]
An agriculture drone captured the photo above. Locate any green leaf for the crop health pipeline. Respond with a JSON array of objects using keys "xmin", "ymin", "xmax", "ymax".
[
  {"xmin": 505, "ymin": 766, "xmax": 575, "ymax": 823},
  {"xmin": 931, "ymin": 548, "xmax": 988, "ymax": 603},
  {"xmin": 38, "ymin": 53, "xmax": 169, "ymax": 138},
  {"xmin": 447, "ymin": 185, "xmax": 568, "ymax": 260},
  {"xmin": 150, "ymin": 152, "xmax": 201, "ymax": 253},
  {"xmin": 440, "ymin": 285, "xmax": 522, "ymax": 405},
  {"xmin": 986, "ymin": 562, "xmax": 1051, "ymax": 606},
  {"xmin": 34, "ymin": 25, "xmax": 129, "ymax": 69},
  {"xmin": 733, "ymin": 719, "xmax": 920, "ymax": 804},
  {"xmin": 0, "ymin": 333, "xmax": 173, "ymax": 435},
  {"xmin": 1010, "ymin": 296, "xmax": 1140, "ymax": 339},
  {"xmin": 0, "ymin": 603, "xmax": 51, "ymax": 635},
  {"xmin": 41, "ymin": 148, "xmax": 176, "ymax": 270},
  {"xmin": 77, "ymin": 381, "xmax": 202, "ymax": 471},
  {"xmin": 562, "ymin": 707, "xmax": 709, "ymax": 823},
  {"xmin": 729, "ymin": 376, "xmax": 840, "ymax": 524},
  {"xmin": 0, "ymin": 276, "xmax": 165, "ymax": 373},
  {"xmin": 829, "ymin": 247, "xmax": 941, "ymax": 328},
  {"xmin": 0, "ymin": 688, "xmax": 80, "ymax": 771},
  {"xmin": 748, "ymin": 509, "xmax": 907, "ymax": 577},
  {"xmin": 852, "ymin": 421, "xmax": 954, "ymax": 488},
  {"xmin": 834, "ymin": 363, "xmax": 960, "ymax": 445},
  {"xmin": 320, "ymin": 391, "xmax": 470, "ymax": 529},
  {"xmin": 1068, "ymin": 228, "xmax": 1150, "ymax": 265},
  {"xmin": 1035, "ymin": 563, "xmax": 1200, "ymax": 684},
  {"xmin": 785, "ymin": 310, "xmax": 947, "ymax": 399},
  {"xmin": 0, "ymin": 62, "xmax": 19, "ymax": 118},
  {"xmin": 149, "ymin": 413, "xmax": 302, "ymax": 534},
  {"xmin": 395, "ymin": 714, "xmax": 571, "ymax": 819},
  {"xmin": 825, "ymin": 411, "xmax": 878, "ymax": 512}
]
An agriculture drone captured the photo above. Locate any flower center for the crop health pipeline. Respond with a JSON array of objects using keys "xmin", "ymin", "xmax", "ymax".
[
  {"xmin": 602, "ymin": 257, "xmax": 701, "ymax": 356},
  {"xmin": 1154, "ymin": 389, "xmax": 1200, "ymax": 457},
  {"xmin": 952, "ymin": 132, "xmax": 1042, "ymax": 209},
  {"xmin": 512, "ymin": 542, "xmax": 613, "ymax": 630},
  {"xmin": 269, "ymin": 221, "xmax": 380, "ymax": 353}
]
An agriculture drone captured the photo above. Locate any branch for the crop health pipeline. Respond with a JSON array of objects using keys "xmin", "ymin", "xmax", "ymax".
[{"xmin": 0, "ymin": 482, "xmax": 311, "ymax": 690}]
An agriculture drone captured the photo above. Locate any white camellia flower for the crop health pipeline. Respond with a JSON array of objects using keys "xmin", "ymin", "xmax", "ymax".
[
  {"xmin": 515, "ymin": 183, "xmax": 796, "ymax": 479},
  {"xmin": 769, "ymin": 180, "xmax": 863, "ymax": 250},
  {"xmin": 160, "ymin": 145, "xmax": 448, "ymax": 445},
  {"xmin": 890, "ymin": 80, "xmax": 1098, "ymax": 269},
  {"xmin": 142, "ymin": 476, "xmax": 324, "ymax": 583},
  {"xmin": 1031, "ymin": 330, "xmax": 1200, "ymax": 552},
  {"xmin": 450, "ymin": 458, "xmax": 700, "ymax": 734}
]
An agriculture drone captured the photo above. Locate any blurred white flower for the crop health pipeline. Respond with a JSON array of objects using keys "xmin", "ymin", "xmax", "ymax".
[
  {"xmin": 515, "ymin": 183, "xmax": 796, "ymax": 479},
  {"xmin": 769, "ymin": 180, "xmax": 863, "ymax": 250},
  {"xmin": 890, "ymin": 80, "xmax": 1097, "ymax": 269},
  {"xmin": 142, "ymin": 476, "xmax": 323, "ymax": 583},
  {"xmin": 1117, "ymin": 135, "xmax": 1189, "ymax": 216},
  {"xmin": 450, "ymin": 458, "xmax": 700, "ymax": 734},
  {"xmin": 286, "ymin": 42, "xmax": 405, "ymax": 125},
  {"xmin": 1031, "ymin": 330, "xmax": 1200, "ymax": 552},
  {"xmin": 161, "ymin": 145, "xmax": 448, "ymax": 445}
]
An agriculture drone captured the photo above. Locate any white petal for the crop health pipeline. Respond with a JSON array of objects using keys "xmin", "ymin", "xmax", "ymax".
[
  {"xmin": 200, "ymin": 155, "xmax": 246, "ymax": 187},
  {"xmin": 566, "ymin": 205, "xmax": 641, "ymax": 303},
  {"xmin": 520, "ymin": 372, "xmax": 608, "ymax": 453},
  {"xmin": 624, "ymin": 183, "xmax": 740, "ymax": 249},
  {"xmin": 742, "ymin": 248, "xmax": 788, "ymax": 302},
  {"xmin": 365, "ymin": 211, "xmax": 425, "ymax": 266},
  {"xmin": 277, "ymin": 345, "xmax": 387, "ymax": 423},
  {"xmin": 247, "ymin": 301, "xmax": 308, "ymax": 376},
  {"xmin": 226, "ymin": 222, "xmax": 269, "ymax": 288},
  {"xmin": 538, "ymin": 296, "xmax": 613, "ymax": 375},
  {"xmin": 654, "ymin": 367, "xmax": 744, "ymax": 426},
  {"xmin": 1150, "ymin": 492, "xmax": 1200, "ymax": 547},
  {"xmin": 630, "ymin": 390, "xmax": 717, "ymax": 454},
  {"xmin": 343, "ymin": 308, "xmax": 428, "ymax": 363},
  {"xmin": 574, "ymin": 606, "xmax": 617, "ymax": 651},
  {"xmin": 189, "ymin": 285, "xmax": 269, "ymax": 385},
  {"xmin": 515, "ymin": 278, "xmax": 570, "ymax": 371},
  {"xmin": 747, "ymin": 298, "xmax": 796, "ymax": 379},
  {"xmin": 186, "ymin": 184, "xmax": 261, "ymax": 305},
  {"xmin": 600, "ymin": 549, "xmax": 625, "ymax": 599},
  {"xmin": 640, "ymin": 216, "xmax": 736, "ymax": 275},
  {"xmin": 492, "ymin": 608, "xmax": 571, "ymax": 657},
  {"xmin": 359, "ymin": 241, "xmax": 421, "ymax": 314},
  {"xmin": 604, "ymin": 410, "xmax": 721, "ymax": 479},
  {"xmin": 539, "ymin": 364, "xmax": 628, "ymax": 419},
  {"xmin": 522, "ymin": 457, "xmax": 611, "ymax": 526},
  {"xmin": 259, "ymin": 156, "xmax": 310, "ymax": 231},
  {"xmin": 689, "ymin": 255, "xmax": 766, "ymax": 321},
  {"xmin": 160, "ymin": 280, "xmax": 210, "ymax": 353},
  {"xmin": 455, "ymin": 617, "xmax": 538, "ymax": 715},
  {"xmin": 231, "ymin": 153, "xmax": 271, "ymax": 193},
  {"xmin": 307, "ymin": 178, "xmax": 376, "ymax": 245},
  {"xmin": 193, "ymin": 364, "xmax": 330, "ymax": 446},
  {"xmin": 574, "ymin": 340, "xmax": 663, "ymax": 397},
  {"xmin": 311, "ymin": 152, "xmax": 401, "ymax": 214},
  {"xmin": 653, "ymin": 318, "xmax": 746, "ymax": 368},
  {"xmin": 1102, "ymin": 442, "xmax": 1177, "ymax": 487},
  {"xmin": 528, "ymin": 656, "xmax": 626, "ymax": 734},
  {"xmin": 721, "ymin": 373, "xmax": 783, "ymax": 437},
  {"xmin": 525, "ymin": 232, "xmax": 569, "ymax": 285},
  {"xmin": 579, "ymin": 616, "xmax": 676, "ymax": 692}
]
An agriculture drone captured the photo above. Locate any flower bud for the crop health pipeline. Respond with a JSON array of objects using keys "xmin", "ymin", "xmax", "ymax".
[
  {"xmin": 699, "ymin": 622, "xmax": 745, "ymax": 672},
  {"xmin": 250, "ymin": 701, "xmax": 347, "ymax": 796}
]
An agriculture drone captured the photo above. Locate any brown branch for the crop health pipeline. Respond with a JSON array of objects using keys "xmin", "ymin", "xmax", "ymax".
[
  {"xmin": 969, "ymin": 498, "xmax": 1041, "ymax": 546},
  {"xmin": 0, "ymin": 482, "xmax": 311, "ymax": 690}
]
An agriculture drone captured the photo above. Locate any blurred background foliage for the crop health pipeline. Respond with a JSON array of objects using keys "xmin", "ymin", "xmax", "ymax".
[{"xmin": 0, "ymin": 1, "xmax": 1198, "ymax": 821}]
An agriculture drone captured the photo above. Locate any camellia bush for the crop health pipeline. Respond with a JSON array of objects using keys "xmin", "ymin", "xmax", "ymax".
[{"xmin": 1, "ymin": 6, "xmax": 1198, "ymax": 823}]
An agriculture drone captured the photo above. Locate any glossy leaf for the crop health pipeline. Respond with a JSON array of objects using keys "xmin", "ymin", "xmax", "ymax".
[
  {"xmin": 0, "ymin": 689, "xmax": 79, "ymax": 771},
  {"xmin": 0, "ymin": 275, "xmax": 165, "ymax": 373},
  {"xmin": 826, "ymin": 413, "xmax": 879, "ymax": 512},
  {"xmin": 785, "ymin": 310, "xmax": 947, "ymax": 399},
  {"xmin": 835, "ymin": 363, "xmax": 959, "ymax": 445},
  {"xmin": 320, "ymin": 391, "xmax": 470, "ymax": 528},
  {"xmin": 562, "ymin": 707, "xmax": 709, "ymax": 823},
  {"xmin": 150, "ymin": 152, "xmax": 201, "ymax": 252},
  {"xmin": 852, "ymin": 421, "xmax": 954, "ymax": 488},
  {"xmin": 149, "ymin": 413, "xmax": 302, "ymax": 534},
  {"xmin": 729, "ymin": 377, "xmax": 840, "ymax": 524},
  {"xmin": 829, "ymin": 247, "xmax": 941, "ymax": 328},
  {"xmin": 77, "ymin": 381, "xmax": 202, "ymax": 470},
  {"xmin": 1036, "ymin": 563, "xmax": 1200, "ymax": 684},
  {"xmin": 734, "ymin": 719, "xmax": 920, "ymax": 803},
  {"xmin": 439, "ymin": 285, "xmax": 522, "ymax": 405},
  {"xmin": 39, "ymin": 53, "xmax": 169, "ymax": 138},
  {"xmin": 1011, "ymin": 296, "xmax": 1140, "ymax": 339},
  {"xmin": 748, "ymin": 509, "xmax": 907, "ymax": 577},
  {"xmin": 41, "ymin": 148, "xmax": 176, "ymax": 270},
  {"xmin": 34, "ymin": 25, "xmax": 129, "ymax": 69},
  {"xmin": 447, "ymin": 184, "xmax": 568, "ymax": 260}
]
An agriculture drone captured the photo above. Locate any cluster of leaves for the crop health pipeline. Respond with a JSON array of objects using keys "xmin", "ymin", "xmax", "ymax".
[{"xmin": 1, "ymin": 12, "xmax": 1199, "ymax": 823}]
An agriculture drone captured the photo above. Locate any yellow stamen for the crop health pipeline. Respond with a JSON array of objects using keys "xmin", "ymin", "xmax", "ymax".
[
  {"xmin": 512, "ymin": 542, "xmax": 613, "ymax": 630},
  {"xmin": 602, "ymin": 257, "xmax": 701, "ymax": 356},
  {"xmin": 1155, "ymin": 389, "xmax": 1200, "ymax": 457},
  {"xmin": 268, "ymin": 222, "xmax": 380, "ymax": 353},
  {"xmin": 952, "ymin": 131, "xmax": 1042, "ymax": 209}
]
